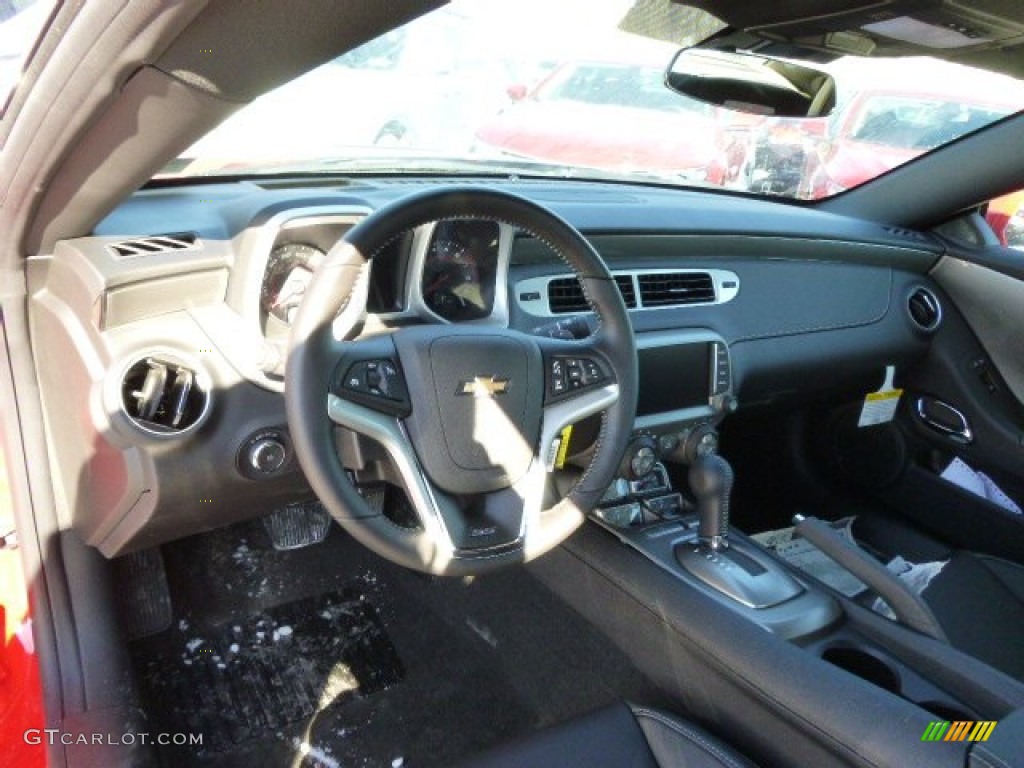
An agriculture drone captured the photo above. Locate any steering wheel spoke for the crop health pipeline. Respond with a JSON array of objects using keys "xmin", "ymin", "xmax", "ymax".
[{"xmin": 326, "ymin": 392, "xmax": 463, "ymax": 551}]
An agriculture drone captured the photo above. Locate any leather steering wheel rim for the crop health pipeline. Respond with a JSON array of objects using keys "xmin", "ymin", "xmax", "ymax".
[{"xmin": 285, "ymin": 187, "xmax": 637, "ymax": 575}]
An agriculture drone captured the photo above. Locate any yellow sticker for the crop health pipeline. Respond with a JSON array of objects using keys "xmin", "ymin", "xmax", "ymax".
[
  {"xmin": 858, "ymin": 366, "xmax": 902, "ymax": 427},
  {"xmin": 554, "ymin": 425, "xmax": 573, "ymax": 469},
  {"xmin": 865, "ymin": 390, "xmax": 903, "ymax": 402}
]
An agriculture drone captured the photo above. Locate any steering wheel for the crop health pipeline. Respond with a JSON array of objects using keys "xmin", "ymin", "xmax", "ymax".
[{"xmin": 285, "ymin": 187, "xmax": 637, "ymax": 575}]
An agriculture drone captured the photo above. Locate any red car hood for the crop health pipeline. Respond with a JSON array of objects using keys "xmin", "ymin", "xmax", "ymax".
[
  {"xmin": 476, "ymin": 101, "xmax": 720, "ymax": 172},
  {"xmin": 824, "ymin": 140, "xmax": 922, "ymax": 190}
]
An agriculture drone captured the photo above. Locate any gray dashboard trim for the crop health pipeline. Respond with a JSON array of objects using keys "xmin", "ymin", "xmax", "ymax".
[
  {"xmin": 403, "ymin": 220, "xmax": 514, "ymax": 327},
  {"xmin": 236, "ymin": 205, "xmax": 370, "ymax": 329},
  {"xmin": 514, "ymin": 268, "xmax": 739, "ymax": 318},
  {"xmin": 632, "ymin": 329, "xmax": 728, "ymax": 431}
]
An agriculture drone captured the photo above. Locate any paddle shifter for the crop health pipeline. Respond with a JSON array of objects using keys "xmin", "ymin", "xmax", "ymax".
[
  {"xmin": 676, "ymin": 453, "xmax": 804, "ymax": 608},
  {"xmin": 690, "ymin": 454, "xmax": 733, "ymax": 550}
]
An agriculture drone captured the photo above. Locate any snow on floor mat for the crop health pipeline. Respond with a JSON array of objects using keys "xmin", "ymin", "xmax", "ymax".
[{"xmin": 130, "ymin": 588, "xmax": 404, "ymax": 762}]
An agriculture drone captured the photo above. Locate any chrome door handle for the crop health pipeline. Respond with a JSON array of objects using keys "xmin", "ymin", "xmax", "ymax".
[{"xmin": 916, "ymin": 397, "xmax": 973, "ymax": 444}]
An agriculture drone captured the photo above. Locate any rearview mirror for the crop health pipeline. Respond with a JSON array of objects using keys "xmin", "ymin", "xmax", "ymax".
[{"xmin": 666, "ymin": 49, "xmax": 836, "ymax": 119}]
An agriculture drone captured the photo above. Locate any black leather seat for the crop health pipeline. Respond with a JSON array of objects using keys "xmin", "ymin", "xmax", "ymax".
[
  {"xmin": 458, "ymin": 703, "xmax": 757, "ymax": 768},
  {"xmin": 853, "ymin": 514, "xmax": 1024, "ymax": 681}
]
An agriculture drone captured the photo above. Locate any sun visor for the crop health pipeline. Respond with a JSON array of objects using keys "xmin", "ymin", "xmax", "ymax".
[{"xmin": 153, "ymin": 0, "xmax": 444, "ymax": 103}]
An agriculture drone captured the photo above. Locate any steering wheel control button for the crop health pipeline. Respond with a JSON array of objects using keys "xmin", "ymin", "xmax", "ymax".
[
  {"xmin": 547, "ymin": 355, "xmax": 607, "ymax": 399},
  {"xmin": 550, "ymin": 359, "xmax": 567, "ymax": 394},
  {"xmin": 337, "ymin": 358, "xmax": 411, "ymax": 417}
]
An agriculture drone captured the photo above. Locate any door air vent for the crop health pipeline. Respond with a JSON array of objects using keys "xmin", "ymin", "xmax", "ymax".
[
  {"xmin": 637, "ymin": 271, "xmax": 715, "ymax": 307},
  {"xmin": 907, "ymin": 287, "xmax": 942, "ymax": 332},
  {"xmin": 107, "ymin": 233, "xmax": 199, "ymax": 259},
  {"xmin": 547, "ymin": 275, "xmax": 638, "ymax": 314},
  {"xmin": 120, "ymin": 356, "xmax": 210, "ymax": 435}
]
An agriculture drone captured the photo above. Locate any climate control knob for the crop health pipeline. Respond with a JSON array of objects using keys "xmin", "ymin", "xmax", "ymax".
[
  {"xmin": 249, "ymin": 437, "xmax": 287, "ymax": 474},
  {"xmin": 621, "ymin": 435, "xmax": 659, "ymax": 479},
  {"xmin": 681, "ymin": 424, "xmax": 719, "ymax": 464}
]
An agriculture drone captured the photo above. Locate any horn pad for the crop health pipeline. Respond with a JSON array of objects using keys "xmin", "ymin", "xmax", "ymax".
[{"xmin": 393, "ymin": 327, "xmax": 543, "ymax": 494}]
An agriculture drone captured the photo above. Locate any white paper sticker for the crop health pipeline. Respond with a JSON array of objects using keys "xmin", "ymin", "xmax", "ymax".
[{"xmin": 858, "ymin": 366, "xmax": 903, "ymax": 427}]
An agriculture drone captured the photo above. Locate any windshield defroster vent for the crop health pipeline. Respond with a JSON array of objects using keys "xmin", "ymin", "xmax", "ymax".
[
  {"xmin": 908, "ymin": 287, "xmax": 942, "ymax": 332},
  {"xmin": 637, "ymin": 271, "xmax": 715, "ymax": 307},
  {"xmin": 120, "ymin": 356, "xmax": 210, "ymax": 435},
  {"xmin": 107, "ymin": 233, "xmax": 199, "ymax": 259}
]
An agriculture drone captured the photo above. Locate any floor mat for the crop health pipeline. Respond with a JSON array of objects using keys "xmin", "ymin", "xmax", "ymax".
[
  {"xmin": 131, "ymin": 589, "xmax": 404, "ymax": 762},
  {"xmin": 133, "ymin": 520, "xmax": 662, "ymax": 768}
]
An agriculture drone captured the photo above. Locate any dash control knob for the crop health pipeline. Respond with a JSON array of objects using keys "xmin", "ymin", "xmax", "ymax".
[
  {"xmin": 621, "ymin": 435, "xmax": 659, "ymax": 479},
  {"xmin": 249, "ymin": 437, "xmax": 287, "ymax": 474}
]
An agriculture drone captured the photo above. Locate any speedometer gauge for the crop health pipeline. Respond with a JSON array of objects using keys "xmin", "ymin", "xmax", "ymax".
[
  {"xmin": 261, "ymin": 243, "xmax": 325, "ymax": 326},
  {"xmin": 421, "ymin": 219, "xmax": 500, "ymax": 322}
]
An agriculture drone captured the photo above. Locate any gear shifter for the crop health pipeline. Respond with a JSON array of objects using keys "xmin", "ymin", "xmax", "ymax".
[
  {"xmin": 676, "ymin": 454, "xmax": 804, "ymax": 609},
  {"xmin": 689, "ymin": 454, "xmax": 733, "ymax": 550}
]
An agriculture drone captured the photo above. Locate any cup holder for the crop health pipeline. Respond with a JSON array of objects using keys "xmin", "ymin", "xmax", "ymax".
[{"xmin": 822, "ymin": 646, "xmax": 901, "ymax": 694}]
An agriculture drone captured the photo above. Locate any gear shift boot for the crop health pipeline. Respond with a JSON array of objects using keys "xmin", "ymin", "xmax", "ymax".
[{"xmin": 675, "ymin": 538, "xmax": 804, "ymax": 609}]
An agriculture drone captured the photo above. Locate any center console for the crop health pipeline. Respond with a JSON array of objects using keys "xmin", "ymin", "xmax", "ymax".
[
  {"xmin": 532, "ymin": 331, "xmax": 1024, "ymax": 767},
  {"xmin": 587, "ymin": 329, "xmax": 839, "ymax": 639},
  {"xmin": 590, "ymin": 453, "xmax": 841, "ymax": 640}
]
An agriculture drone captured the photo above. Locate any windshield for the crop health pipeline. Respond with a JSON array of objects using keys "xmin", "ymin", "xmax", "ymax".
[{"xmin": 160, "ymin": 0, "xmax": 1024, "ymax": 200}]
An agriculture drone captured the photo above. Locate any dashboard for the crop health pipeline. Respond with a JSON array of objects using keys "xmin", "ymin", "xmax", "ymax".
[{"xmin": 28, "ymin": 176, "xmax": 945, "ymax": 557}]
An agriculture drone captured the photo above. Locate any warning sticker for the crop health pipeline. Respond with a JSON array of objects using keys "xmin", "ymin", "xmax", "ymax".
[{"xmin": 858, "ymin": 365, "xmax": 902, "ymax": 427}]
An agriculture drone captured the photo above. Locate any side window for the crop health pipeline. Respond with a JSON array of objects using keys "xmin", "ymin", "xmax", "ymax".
[{"xmin": 985, "ymin": 189, "xmax": 1024, "ymax": 249}]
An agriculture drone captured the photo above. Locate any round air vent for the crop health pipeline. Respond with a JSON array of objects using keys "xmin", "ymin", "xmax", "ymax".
[
  {"xmin": 120, "ymin": 354, "xmax": 210, "ymax": 435},
  {"xmin": 907, "ymin": 287, "xmax": 942, "ymax": 332}
]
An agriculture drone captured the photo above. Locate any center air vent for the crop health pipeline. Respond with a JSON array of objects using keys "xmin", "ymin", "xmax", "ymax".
[
  {"xmin": 120, "ymin": 356, "xmax": 209, "ymax": 435},
  {"xmin": 908, "ymin": 287, "xmax": 942, "ymax": 332},
  {"xmin": 520, "ymin": 269, "xmax": 736, "ymax": 316},
  {"xmin": 107, "ymin": 233, "xmax": 198, "ymax": 259},
  {"xmin": 637, "ymin": 271, "xmax": 715, "ymax": 307},
  {"xmin": 547, "ymin": 275, "xmax": 638, "ymax": 314}
]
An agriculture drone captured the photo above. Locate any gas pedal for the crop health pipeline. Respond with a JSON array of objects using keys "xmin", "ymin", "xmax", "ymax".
[
  {"xmin": 262, "ymin": 500, "xmax": 331, "ymax": 550},
  {"xmin": 115, "ymin": 547, "xmax": 173, "ymax": 639}
]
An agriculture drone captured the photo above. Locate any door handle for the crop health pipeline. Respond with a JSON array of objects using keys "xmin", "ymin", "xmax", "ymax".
[{"xmin": 916, "ymin": 396, "xmax": 973, "ymax": 444}]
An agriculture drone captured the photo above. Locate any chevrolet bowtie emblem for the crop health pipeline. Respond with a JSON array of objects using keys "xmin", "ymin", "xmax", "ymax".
[{"xmin": 457, "ymin": 375, "xmax": 510, "ymax": 397}]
